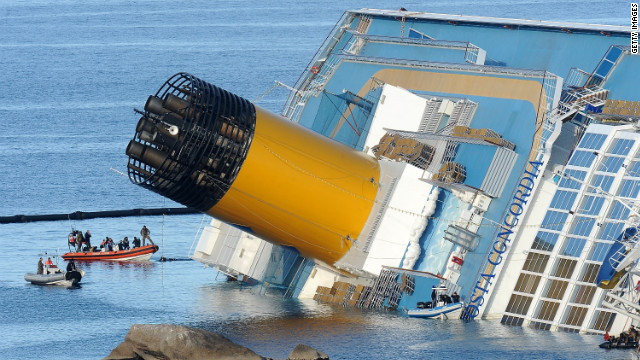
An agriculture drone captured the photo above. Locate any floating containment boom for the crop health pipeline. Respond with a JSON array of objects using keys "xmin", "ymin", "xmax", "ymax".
[{"xmin": 126, "ymin": 73, "xmax": 380, "ymax": 266}]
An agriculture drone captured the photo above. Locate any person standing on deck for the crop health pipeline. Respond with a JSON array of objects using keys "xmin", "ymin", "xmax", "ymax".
[
  {"xmin": 84, "ymin": 230, "xmax": 92, "ymax": 250},
  {"xmin": 140, "ymin": 225, "xmax": 154, "ymax": 246},
  {"xmin": 37, "ymin": 257, "xmax": 44, "ymax": 274},
  {"xmin": 45, "ymin": 257, "xmax": 53, "ymax": 274},
  {"xmin": 68, "ymin": 232, "xmax": 76, "ymax": 251},
  {"xmin": 75, "ymin": 230, "xmax": 84, "ymax": 251}
]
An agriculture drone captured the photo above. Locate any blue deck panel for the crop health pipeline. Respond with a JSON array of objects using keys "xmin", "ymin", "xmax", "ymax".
[
  {"xmin": 603, "ymin": 55, "xmax": 640, "ymax": 101},
  {"xmin": 454, "ymin": 144, "xmax": 498, "ymax": 188}
]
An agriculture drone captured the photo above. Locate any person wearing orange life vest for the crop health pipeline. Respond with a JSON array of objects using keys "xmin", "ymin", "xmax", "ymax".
[
  {"xmin": 44, "ymin": 257, "xmax": 54, "ymax": 274},
  {"xmin": 68, "ymin": 232, "xmax": 76, "ymax": 251}
]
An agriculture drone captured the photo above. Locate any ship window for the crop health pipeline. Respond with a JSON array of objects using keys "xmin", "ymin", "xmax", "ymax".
[
  {"xmin": 408, "ymin": 28, "xmax": 434, "ymax": 40},
  {"xmin": 563, "ymin": 305, "xmax": 588, "ymax": 327},
  {"xmin": 586, "ymin": 174, "xmax": 614, "ymax": 193},
  {"xmin": 552, "ymin": 258, "xmax": 577, "ymax": 279},
  {"xmin": 591, "ymin": 310, "xmax": 616, "ymax": 331},
  {"xmin": 540, "ymin": 211, "xmax": 569, "ymax": 231},
  {"xmin": 544, "ymin": 279, "xmax": 569, "ymax": 300},
  {"xmin": 523, "ymin": 252, "xmax": 550, "ymax": 273},
  {"xmin": 608, "ymin": 202, "xmax": 630, "ymax": 220},
  {"xmin": 536, "ymin": 300, "xmax": 560, "ymax": 321},
  {"xmin": 530, "ymin": 321, "xmax": 553, "ymax": 330},
  {"xmin": 567, "ymin": 150, "xmax": 597, "ymax": 168},
  {"xmin": 557, "ymin": 326, "xmax": 580, "ymax": 333},
  {"xmin": 588, "ymin": 242, "xmax": 612, "ymax": 262},
  {"xmin": 577, "ymin": 195, "xmax": 605, "ymax": 215},
  {"xmin": 608, "ymin": 138, "xmax": 634, "ymax": 155},
  {"xmin": 598, "ymin": 156, "xmax": 625, "ymax": 173},
  {"xmin": 629, "ymin": 161, "xmax": 640, "ymax": 176},
  {"xmin": 578, "ymin": 133, "xmax": 607, "ymax": 150},
  {"xmin": 605, "ymin": 46, "xmax": 623, "ymax": 63},
  {"xmin": 532, "ymin": 231, "xmax": 559, "ymax": 252},
  {"xmin": 558, "ymin": 169, "xmax": 587, "ymax": 190},
  {"xmin": 514, "ymin": 273, "xmax": 541, "ymax": 294},
  {"xmin": 501, "ymin": 315, "xmax": 525, "ymax": 326},
  {"xmin": 594, "ymin": 60, "xmax": 614, "ymax": 78},
  {"xmin": 550, "ymin": 190, "xmax": 578, "ymax": 210},
  {"xmin": 581, "ymin": 263, "xmax": 601, "ymax": 283},
  {"xmin": 568, "ymin": 216, "xmax": 596, "ymax": 236},
  {"xmin": 618, "ymin": 179, "xmax": 640, "ymax": 198},
  {"xmin": 598, "ymin": 221, "xmax": 625, "ymax": 241},
  {"xmin": 572, "ymin": 285, "xmax": 596, "ymax": 305},
  {"xmin": 505, "ymin": 294, "xmax": 533, "ymax": 315},
  {"xmin": 561, "ymin": 237, "xmax": 586, "ymax": 257}
]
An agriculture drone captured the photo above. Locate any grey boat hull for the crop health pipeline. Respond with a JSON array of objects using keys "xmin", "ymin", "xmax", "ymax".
[{"xmin": 24, "ymin": 269, "xmax": 84, "ymax": 287}]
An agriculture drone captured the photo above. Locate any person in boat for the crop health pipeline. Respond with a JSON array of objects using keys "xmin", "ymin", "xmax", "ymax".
[
  {"xmin": 75, "ymin": 230, "xmax": 84, "ymax": 251},
  {"xmin": 440, "ymin": 294, "xmax": 453, "ymax": 304},
  {"xmin": 68, "ymin": 232, "xmax": 77, "ymax": 251},
  {"xmin": 132, "ymin": 237, "xmax": 141, "ymax": 248},
  {"xmin": 83, "ymin": 230, "xmax": 92, "ymax": 251},
  {"xmin": 140, "ymin": 225, "xmax": 154, "ymax": 246},
  {"xmin": 122, "ymin": 237, "xmax": 130, "ymax": 250},
  {"xmin": 66, "ymin": 259, "xmax": 77, "ymax": 272},
  {"xmin": 431, "ymin": 285, "xmax": 437, "ymax": 307},
  {"xmin": 37, "ymin": 257, "xmax": 44, "ymax": 275},
  {"xmin": 100, "ymin": 238, "xmax": 106, "ymax": 250},
  {"xmin": 452, "ymin": 292, "xmax": 460, "ymax": 303},
  {"xmin": 44, "ymin": 257, "xmax": 54, "ymax": 274},
  {"xmin": 618, "ymin": 324, "xmax": 637, "ymax": 345}
]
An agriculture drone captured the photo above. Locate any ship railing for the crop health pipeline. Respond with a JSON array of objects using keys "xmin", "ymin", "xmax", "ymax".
[
  {"xmin": 344, "ymin": 29, "xmax": 481, "ymax": 51},
  {"xmin": 344, "ymin": 29, "xmax": 485, "ymax": 65},
  {"xmin": 340, "ymin": 54, "xmax": 552, "ymax": 78},
  {"xmin": 601, "ymin": 271, "xmax": 640, "ymax": 324},
  {"xmin": 283, "ymin": 53, "xmax": 344, "ymax": 123},
  {"xmin": 282, "ymin": 12, "xmax": 357, "ymax": 119},
  {"xmin": 564, "ymin": 67, "xmax": 592, "ymax": 90}
]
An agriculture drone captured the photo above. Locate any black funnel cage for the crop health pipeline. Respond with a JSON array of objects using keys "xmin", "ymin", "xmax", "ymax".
[{"xmin": 126, "ymin": 72, "xmax": 256, "ymax": 211}]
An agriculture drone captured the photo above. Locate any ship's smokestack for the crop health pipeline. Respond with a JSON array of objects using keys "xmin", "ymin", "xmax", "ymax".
[
  {"xmin": 126, "ymin": 72, "xmax": 255, "ymax": 210},
  {"xmin": 127, "ymin": 72, "xmax": 380, "ymax": 265}
]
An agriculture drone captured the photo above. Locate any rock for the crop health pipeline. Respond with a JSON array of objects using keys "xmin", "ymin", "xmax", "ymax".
[
  {"xmin": 287, "ymin": 344, "xmax": 329, "ymax": 360},
  {"xmin": 103, "ymin": 324, "xmax": 266, "ymax": 360}
]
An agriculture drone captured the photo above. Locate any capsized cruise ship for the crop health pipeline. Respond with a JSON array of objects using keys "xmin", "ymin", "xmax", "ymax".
[{"xmin": 125, "ymin": 9, "xmax": 639, "ymax": 334}]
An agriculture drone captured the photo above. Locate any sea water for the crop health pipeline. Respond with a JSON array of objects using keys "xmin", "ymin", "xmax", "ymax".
[{"xmin": 0, "ymin": 1, "xmax": 635, "ymax": 359}]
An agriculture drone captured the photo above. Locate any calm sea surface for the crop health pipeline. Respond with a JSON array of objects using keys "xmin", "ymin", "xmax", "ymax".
[{"xmin": 0, "ymin": 1, "xmax": 634, "ymax": 359}]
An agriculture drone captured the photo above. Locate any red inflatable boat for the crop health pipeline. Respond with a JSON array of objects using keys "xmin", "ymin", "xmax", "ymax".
[{"xmin": 62, "ymin": 245, "xmax": 159, "ymax": 261}]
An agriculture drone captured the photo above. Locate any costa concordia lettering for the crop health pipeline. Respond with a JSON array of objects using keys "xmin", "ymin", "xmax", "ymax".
[{"xmin": 126, "ymin": 9, "xmax": 640, "ymax": 334}]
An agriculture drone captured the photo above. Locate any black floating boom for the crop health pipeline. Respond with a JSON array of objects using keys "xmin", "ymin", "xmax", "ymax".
[{"xmin": 0, "ymin": 207, "xmax": 199, "ymax": 224}]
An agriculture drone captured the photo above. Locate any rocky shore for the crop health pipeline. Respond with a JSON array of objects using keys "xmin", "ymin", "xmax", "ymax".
[{"xmin": 103, "ymin": 324, "xmax": 330, "ymax": 360}]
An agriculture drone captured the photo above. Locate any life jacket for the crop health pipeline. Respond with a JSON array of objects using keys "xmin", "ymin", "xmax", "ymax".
[
  {"xmin": 69, "ymin": 235, "xmax": 76, "ymax": 243},
  {"xmin": 45, "ymin": 259, "xmax": 53, "ymax": 265}
]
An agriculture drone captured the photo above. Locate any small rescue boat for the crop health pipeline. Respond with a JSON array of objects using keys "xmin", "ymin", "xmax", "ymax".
[
  {"xmin": 599, "ymin": 340, "xmax": 638, "ymax": 349},
  {"xmin": 407, "ymin": 302, "xmax": 463, "ymax": 319},
  {"xmin": 62, "ymin": 244, "xmax": 159, "ymax": 261},
  {"xmin": 24, "ymin": 265, "xmax": 84, "ymax": 287}
]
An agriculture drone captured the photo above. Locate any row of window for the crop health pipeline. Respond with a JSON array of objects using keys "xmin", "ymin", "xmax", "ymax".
[{"xmin": 504, "ymin": 132, "xmax": 633, "ymax": 332}]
